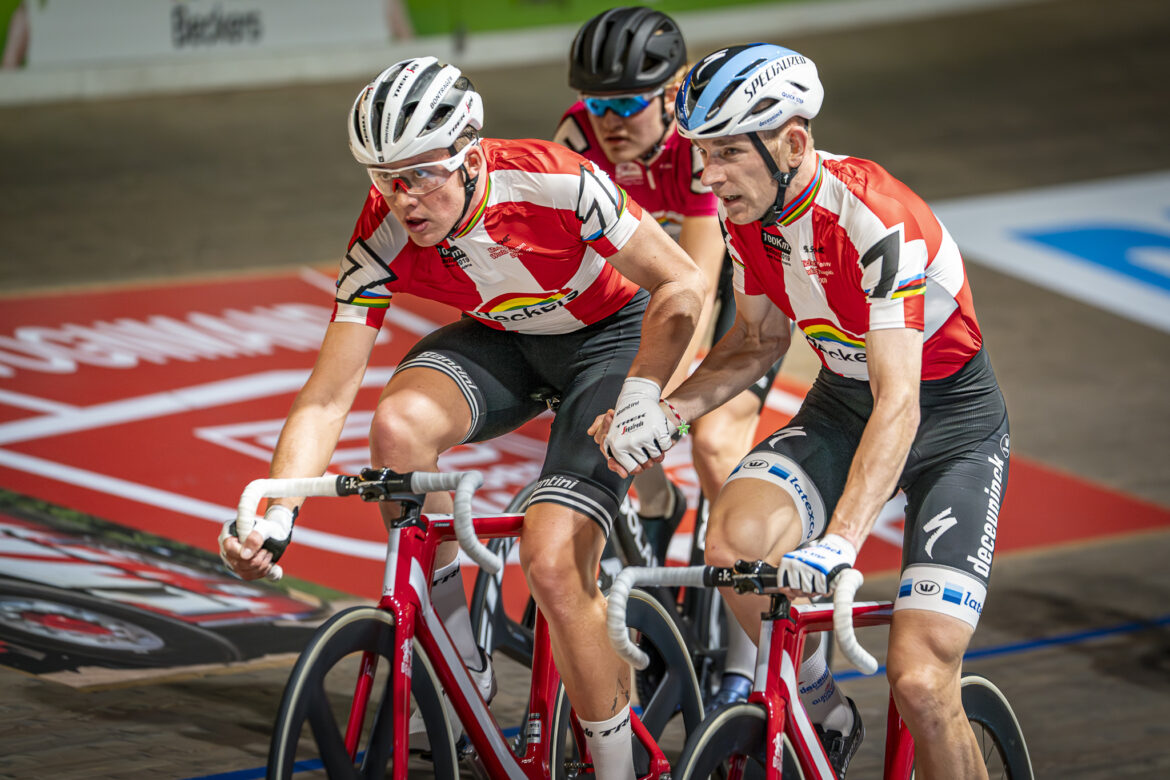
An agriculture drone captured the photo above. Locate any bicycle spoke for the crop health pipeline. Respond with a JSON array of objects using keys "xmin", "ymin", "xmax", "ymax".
[{"xmin": 307, "ymin": 685, "xmax": 357, "ymax": 775}]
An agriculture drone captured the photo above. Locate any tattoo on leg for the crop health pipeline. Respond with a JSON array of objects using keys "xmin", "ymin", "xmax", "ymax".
[{"xmin": 610, "ymin": 673, "xmax": 631, "ymax": 714}]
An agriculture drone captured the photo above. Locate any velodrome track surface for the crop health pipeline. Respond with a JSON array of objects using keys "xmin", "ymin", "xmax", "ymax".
[{"xmin": 1, "ymin": 0, "xmax": 1168, "ymax": 777}]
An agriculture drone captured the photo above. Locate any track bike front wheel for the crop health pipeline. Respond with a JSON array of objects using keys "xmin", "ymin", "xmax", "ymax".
[
  {"xmin": 673, "ymin": 701, "xmax": 795, "ymax": 780},
  {"xmin": 960, "ymin": 674, "xmax": 1034, "ymax": 780},
  {"xmin": 268, "ymin": 606, "xmax": 458, "ymax": 780}
]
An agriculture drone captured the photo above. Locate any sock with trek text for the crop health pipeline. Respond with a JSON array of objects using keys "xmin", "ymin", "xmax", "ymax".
[
  {"xmin": 579, "ymin": 706, "xmax": 636, "ymax": 780},
  {"xmin": 430, "ymin": 560, "xmax": 484, "ymax": 672},
  {"xmin": 798, "ymin": 633, "xmax": 854, "ymax": 734}
]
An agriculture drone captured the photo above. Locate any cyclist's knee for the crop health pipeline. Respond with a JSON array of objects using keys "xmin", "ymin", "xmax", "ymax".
[
  {"xmin": 370, "ymin": 396, "xmax": 462, "ymax": 467},
  {"xmin": 886, "ymin": 618, "xmax": 966, "ymax": 727},
  {"xmin": 704, "ymin": 484, "xmax": 802, "ymax": 568}
]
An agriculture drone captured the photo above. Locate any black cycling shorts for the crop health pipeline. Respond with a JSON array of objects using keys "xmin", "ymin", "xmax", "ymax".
[
  {"xmin": 725, "ymin": 348, "xmax": 1010, "ymax": 629},
  {"xmin": 713, "ymin": 254, "xmax": 783, "ymax": 408},
  {"xmin": 395, "ymin": 291, "xmax": 648, "ymax": 537}
]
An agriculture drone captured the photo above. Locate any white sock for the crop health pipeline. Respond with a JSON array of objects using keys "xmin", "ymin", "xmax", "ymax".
[
  {"xmin": 723, "ymin": 615, "xmax": 757, "ymax": 679},
  {"xmin": 579, "ymin": 706, "xmax": 635, "ymax": 780},
  {"xmin": 631, "ymin": 465, "xmax": 673, "ymax": 518},
  {"xmin": 798, "ymin": 634, "xmax": 853, "ymax": 733},
  {"xmin": 430, "ymin": 560, "xmax": 483, "ymax": 672}
]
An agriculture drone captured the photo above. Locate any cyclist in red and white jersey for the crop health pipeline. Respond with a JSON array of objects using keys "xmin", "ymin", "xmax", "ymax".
[
  {"xmin": 557, "ymin": 8, "xmax": 787, "ymax": 712},
  {"xmin": 218, "ymin": 57, "xmax": 705, "ymax": 779},
  {"xmin": 596, "ymin": 44, "xmax": 1010, "ymax": 778}
]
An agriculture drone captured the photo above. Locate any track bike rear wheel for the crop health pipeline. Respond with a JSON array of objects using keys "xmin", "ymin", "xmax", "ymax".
[
  {"xmin": 268, "ymin": 606, "xmax": 458, "ymax": 780},
  {"xmin": 547, "ymin": 587, "xmax": 705, "ymax": 776},
  {"xmin": 673, "ymin": 702, "xmax": 794, "ymax": 780},
  {"xmin": 959, "ymin": 674, "xmax": 1034, "ymax": 780}
]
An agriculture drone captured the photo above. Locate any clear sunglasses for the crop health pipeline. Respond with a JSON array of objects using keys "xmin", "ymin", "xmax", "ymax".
[
  {"xmin": 582, "ymin": 89, "xmax": 664, "ymax": 118},
  {"xmin": 366, "ymin": 141, "xmax": 477, "ymax": 196}
]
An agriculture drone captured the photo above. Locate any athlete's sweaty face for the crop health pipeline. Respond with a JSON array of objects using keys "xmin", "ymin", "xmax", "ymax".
[
  {"xmin": 583, "ymin": 91, "xmax": 670, "ymax": 164},
  {"xmin": 694, "ymin": 135, "xmax": 779, "ymax": 224},
  {"xmin": 376, "ymin": 146, "xmax": 483, "ymax": 247}
]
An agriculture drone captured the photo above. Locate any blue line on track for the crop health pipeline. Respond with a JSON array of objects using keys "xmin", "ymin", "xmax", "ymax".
[{"xmin": 185, "ymin": 613, "xmax": 1170, "ymax": 779}]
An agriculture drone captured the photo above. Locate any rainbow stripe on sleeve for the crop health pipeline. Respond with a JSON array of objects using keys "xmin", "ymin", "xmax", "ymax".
[{"xmin": 891, "ymin": 273, "xmax": 927, "ymax": 298}]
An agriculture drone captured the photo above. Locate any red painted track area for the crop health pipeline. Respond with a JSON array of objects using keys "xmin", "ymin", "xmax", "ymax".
[{"xmin": 2, "ymin": 269, "xmax": 1166, "ymax": 603}]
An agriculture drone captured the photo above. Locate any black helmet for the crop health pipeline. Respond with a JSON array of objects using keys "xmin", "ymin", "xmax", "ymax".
[{"xmin": 569, "ymin": 6, "xmax": 686, "ymax": 93}]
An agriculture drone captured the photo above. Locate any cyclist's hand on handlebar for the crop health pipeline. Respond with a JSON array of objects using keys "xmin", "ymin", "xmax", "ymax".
[
  {"xmin": 219, "ymin": 529, "xmax": 276, "ymax": 580},
  {"xmin": 598, "ymin": 377, "xmax": 676, "ymax": 477},
  {"xmin": 218, "ymin": 504, "xmax": 295, "ymax": 580},
  {"xmin": 779, "ymin": 533, "xmax": 857, "ymax": 597}
]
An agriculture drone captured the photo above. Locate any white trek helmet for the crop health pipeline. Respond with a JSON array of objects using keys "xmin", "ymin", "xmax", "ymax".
[
  {"xmin": 676, "ymin": 44, "xmax": 823, "ymax": 224},
  {"xmin": 348, "ymin": 56, "xmax": 484, "ymax": 166}
]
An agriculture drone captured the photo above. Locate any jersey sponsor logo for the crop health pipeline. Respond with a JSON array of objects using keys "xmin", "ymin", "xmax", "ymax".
[
  {"xmin": 763, "ymin": 230, "xmax": 792, "ymax": 264},
  {"xmin": 614, "ymin": 161, "xmax": 644, "ymax": 187},
  {"xmin": 438, "ymin": 242, "xmax": 471, "ymax": 269},
  {"xmin": 922, "ymin": 506, "xmax": 958, "ymax": 559},
  {"xmin": 801, "ymin": 323, "xmax": 866, "ymax": 364},
  {"xmin": 487, "ymin": 235, "xmax": 532, "ymax": 260},
  {"xmin": 471, "ymin": 289, "xmax": 580, "ymax": 324},
  {"xmin": 999, "ymin": 433, "xmax": 1011, "ymax": 458}
]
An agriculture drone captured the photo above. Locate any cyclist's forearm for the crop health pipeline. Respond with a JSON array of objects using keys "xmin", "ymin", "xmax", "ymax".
[
  {"xmin": 265, "ymin": 403, "xmax": 350, "ymax": 509},
  {"xmin": 667, "ymin": 314, "xmax": 789, "ymax": 422},
  {"xmin": 828, "ymin": 399, "xmax": 917, "ymax": 550},
  {"xmin": 627, "ymin": 277, "xmax": 705, "ymax": 389}
]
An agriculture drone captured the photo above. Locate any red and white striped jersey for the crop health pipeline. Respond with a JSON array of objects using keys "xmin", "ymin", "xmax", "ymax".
[
  {"xmin": 725, "ymin": 151, "xmax": 982, "ymax": 381},
  {"xmin": 553, "ymin": 103, "xmax": 716, "ymax": 240},
  {"xmin": 333, "ymin": 138, "xmax": 644, "ymax": 335}
]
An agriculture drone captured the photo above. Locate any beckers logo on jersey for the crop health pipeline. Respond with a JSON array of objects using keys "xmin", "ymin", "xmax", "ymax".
[
  {"xmin": 471, "ymin": 289, "xmax": 580, "ymax": 323},
  {"xmin": 801, "ymin": 321, "xmax": 866, "ymax": 365}
]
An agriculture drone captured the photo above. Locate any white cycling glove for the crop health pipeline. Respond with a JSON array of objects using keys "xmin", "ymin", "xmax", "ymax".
[
  {"xmin": 218, "ymin": 504, "xmax": 297, "ymax": 572},
  {"xmin": 779, "ymin": 533, "xmax": 857, "ymax": 595},
  {"xmin": 603, "ymin": 377, "xmax": 679, "ymax": 474}
]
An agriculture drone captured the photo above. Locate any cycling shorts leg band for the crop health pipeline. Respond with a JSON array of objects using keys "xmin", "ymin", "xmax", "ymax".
[
  {"xmin": 725, "ymin": 450, "xmax": 828, "ymax": 545},
  {"xmin": 394, "ymin": 350, "xmax": 484, "ymax": 444},
  {"xmin": 894, "ymin": 563, "xmax": 986, "ymax": 629},
  {"xmin": 527, "ymin": 473, "xmax": 620, "ymax": 538}
]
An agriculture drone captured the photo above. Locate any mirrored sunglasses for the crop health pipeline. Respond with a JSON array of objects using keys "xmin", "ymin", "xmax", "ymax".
[
  {"xmin": 582, "ymin": 89, "xmax": 664, "ymax": 118},
  {"xmin": 367, "ymin": 142, "xmax": 476, "ymax": 196}
]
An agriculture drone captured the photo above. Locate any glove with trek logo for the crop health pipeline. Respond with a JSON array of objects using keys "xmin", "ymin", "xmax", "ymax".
[
  {"xmin": 779, "ymin": 533, "xmax": 857, "ymax": 595},
  {"xmin": 218, "ymin": 504, "xmax": 298, "ymax": 574},
  {"xmin": 603, "ymin": 377, "xmax": 684, "ymax": 474}
]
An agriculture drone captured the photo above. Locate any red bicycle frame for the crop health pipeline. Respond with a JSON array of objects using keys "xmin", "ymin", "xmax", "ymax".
[{"xmin": 357, "ymin": 510, "xmax": 672, "ymax": 779}]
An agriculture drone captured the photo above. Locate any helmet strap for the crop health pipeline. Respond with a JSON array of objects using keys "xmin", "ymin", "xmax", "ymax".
[
  {"xmin": 638, "ymin": 94, "xmax": 673, "ymax": 164},
  {"xmin": 749, "ymin": 132, "xmax": 798, "ymax": 225},
  {"xmin": 445, "ymin": 144, "xmax": 482, "ymax": 240}
]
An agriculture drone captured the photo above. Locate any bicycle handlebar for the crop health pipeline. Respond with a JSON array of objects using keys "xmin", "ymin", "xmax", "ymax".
[
  {"xmin": 831, "ymin": 568, "xmax": 878, "ymax": 675},
  {"xmin": 233, "ymin": 469, "xmax": 502, "ymax": 583},
  {"xmin": 606, "ymin": 564, "xmax": 879, "ymax": 675}
]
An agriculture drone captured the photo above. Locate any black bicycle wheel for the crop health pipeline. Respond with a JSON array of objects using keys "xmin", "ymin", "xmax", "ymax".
[
  {"xmin": 0, "ymin": 578, "xmax": 241, "ymax": 667},
  {"xmin": 673, "ymin": 702, "xmax": 793, "ymax": 780},
  {"xmin": 267, "ymin": 606, "xmax": 458, "ymax": 780},
  {"xmin": 961, "ymin": 674, "xmax": 1034, "ymax": 780}
]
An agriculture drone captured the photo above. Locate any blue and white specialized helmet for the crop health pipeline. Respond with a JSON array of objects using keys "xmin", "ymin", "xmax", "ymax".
[
  {"xmin": 676, "ymin": 44, "xmax": 823, "ymax": 140},
  {"xmin": 348, "ymin": 56, "xmax": 483, "ymax": 166}
]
